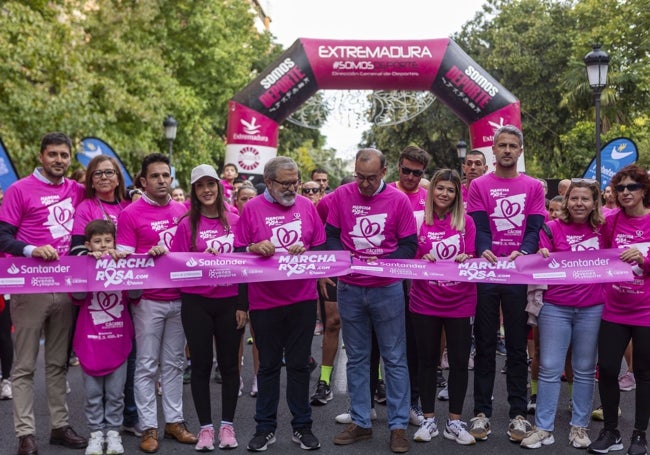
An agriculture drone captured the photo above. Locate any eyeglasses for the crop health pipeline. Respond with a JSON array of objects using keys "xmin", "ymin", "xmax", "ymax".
[
  {"xmin": 354, "ymin": 172, "xmax": 381, "ymax": 185},
  {"xmin": 302, "ymin": 187, "xmax": 321, "ymax": 195},
  {"xmin": 614, "ymin": 183, "xmax": 644, "ymax": 192},
  {"xmin": 92, "ymin": 169, "xmax": 117, "ymax": 178},
  {"xmin": 271, "ymin": 179, "xmax": 300, "ymax": 190},
  {"xmin": 400, "ymin": 166, "xmax": 424, "ymax": 177}
]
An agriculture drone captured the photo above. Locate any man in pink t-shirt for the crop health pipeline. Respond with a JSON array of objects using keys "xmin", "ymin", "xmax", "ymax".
[
  {"xmin": 466, "ymin": 125, "xmax": 546, "ymax": 443},
  {"xmin": 0, "ymin": 132, "xmax": 87, "ymax": 455},
  {"xmin": 389, "ymin": 145, "xmax": 430, "ymax": 424},
  {"xmin": 116, "ymin": 153, "xmax": 195, "ymax": 453},
  {"xmin": 233, "ymin": 157, "xmax": 325, "ymax": 452},
  {"xmin": 327, "ymin": 148, "xmax": 417, "ymax": 453}
]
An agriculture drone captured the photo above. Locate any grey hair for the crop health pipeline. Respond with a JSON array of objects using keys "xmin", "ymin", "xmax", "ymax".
[
  {"xmin": 493, "ymin": 125, "xmax": 523, "ymax": 147},
  {"xmin": 263, "ymin": 156, "xmax": 298, "ymax": 180},
  {"xmin": 355, "ymin": 148, "xmax": 386, "ymax": 168}
]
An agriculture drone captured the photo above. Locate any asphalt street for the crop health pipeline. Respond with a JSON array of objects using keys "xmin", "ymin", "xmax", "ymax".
[{"xmin": 0, "ymin": 326, "xmax": 637, "ymax": 455}]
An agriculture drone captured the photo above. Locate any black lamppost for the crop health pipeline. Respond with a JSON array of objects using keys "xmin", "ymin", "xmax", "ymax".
[
  {"xmin": 584, "ymin": 44, "xmax": 610, "ymax": 189},
  {"xmin": 163, "ymin": 115, "xmax": 178, "ymax": 163},
  {"xmin": 456, "ymin": 139, "xmax": 467, "ymax": 178}
]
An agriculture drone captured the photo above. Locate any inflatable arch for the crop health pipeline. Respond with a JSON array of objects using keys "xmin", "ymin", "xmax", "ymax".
[{"xmin": 226, "ymin": 38, "xmax": 522, "ymax": 178}]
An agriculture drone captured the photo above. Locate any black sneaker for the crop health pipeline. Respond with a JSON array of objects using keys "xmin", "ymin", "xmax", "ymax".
[
  {"xmin": 436, "ymin": 368, "xmax": 447, "ymax": 388},
  {"xmin": 588, "ymin": 428, "xmax": 624, "ymax": 453},
  {"xmin": 292, "ymin": 429, "xmax": 321, "ymax": 450},
  {"xmin": 247, "ymin": 431, "xmax": 276, "ymax": 451},
  {"xmin": 310, "ymin": 380, "xmax": 333, "ymax": 406},
  {"xmin": 374, "ymin": 379, "xmax": 386, "ymax": 404},
  {"xmin": 527, "ymin": 394, "xmax": 537, "ymax": 414},
  {"xmin": 214, "ymin": 367, "xmax": 223, "ymax": 384},
  {"xmin": 182, "ymin": 365, "xmax": 191, "ymax": 384},
  {"xmin": 308, "ymin": 356, "xmax": 318, "ymax": 373},
  {"xmin": 628, "ymin": 430, "xmax": 647, "ymax": 455}
]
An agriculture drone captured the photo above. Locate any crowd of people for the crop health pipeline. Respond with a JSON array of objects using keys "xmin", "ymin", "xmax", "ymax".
[{"xmin": 0, "ymin": 126, "xmax": 647, "ymax": 455}]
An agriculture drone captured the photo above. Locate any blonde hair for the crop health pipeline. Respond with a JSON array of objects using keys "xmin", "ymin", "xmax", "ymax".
[{"xmin": 424, "ymin": 169, "xmax": 465, "ymax": 232}]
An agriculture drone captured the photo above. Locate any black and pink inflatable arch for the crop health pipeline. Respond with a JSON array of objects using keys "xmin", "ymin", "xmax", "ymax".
[{"xmin": 226, "ymin": 38, "xmax": 522, "ymax": 177}]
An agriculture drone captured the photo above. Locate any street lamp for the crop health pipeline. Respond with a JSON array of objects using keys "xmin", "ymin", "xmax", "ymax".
[
  {"xmin": 163, "ymin": 115, "xmax": 178, "ymax": 163},
  {"xmin": 456, "ymin": 139, "xmax": 467, "ymax": 177},
  {"xmin": 584, "ymin": 44, "xmax": 610, "ymax": 189}
]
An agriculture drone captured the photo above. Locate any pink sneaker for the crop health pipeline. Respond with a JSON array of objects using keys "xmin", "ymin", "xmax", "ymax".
[
  {"xmin": 195, "ymin": 427, "xmax": 215, "ymax": 452},
  {"xmin": 618, "ymin": 371, "xmax": 636, "ymax": 391},
  {"xmin": 219, "ymin": 424, "xmax": 238, "ymax": 449}
]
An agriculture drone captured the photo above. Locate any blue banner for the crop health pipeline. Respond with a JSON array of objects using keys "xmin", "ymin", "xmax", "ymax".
[
  {"xmin": 77, "ymin": 137, "xmax": 133, "ymax": 188},
  {"xmin": 0, "ymin": 137, "xmax": 21, "ymax": 192},
  {"xmin": 582, "ymin": 137, "xmax": 638, "ymax": 190}
]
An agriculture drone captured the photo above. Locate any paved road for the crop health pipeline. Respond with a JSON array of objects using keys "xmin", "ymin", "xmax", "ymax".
[{"xmin": 0, "ymin": 327, "xmax": 637, "ymax": 455}]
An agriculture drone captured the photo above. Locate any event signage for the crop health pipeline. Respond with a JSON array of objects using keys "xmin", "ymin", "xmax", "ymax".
[
  {"xmin": 77, "ymin": 137, "xmax": 134, "ymax": 188},
  {"xmin": 0, "ymin": 249, "xmax": 635, "ymax": 295},
  {"xmin": 582, "ymin": 137, "xmax": 638, "ymax": 190}
]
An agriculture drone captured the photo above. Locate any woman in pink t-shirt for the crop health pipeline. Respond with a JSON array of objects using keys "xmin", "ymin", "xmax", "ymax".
[
  {"xmin": 521, "ymin": 179, "xmax": 605, "ymax": 449},
  {"xmin": 169, "ymin": 164, "xmax": 247, "ymax": 451},
  {"xmin": 592, "ymin": 165, "xmax": 650, "ymax": 455},
  {"xmin": 409, "ymin": 169, "xmax": 477, "ymax": 444}
]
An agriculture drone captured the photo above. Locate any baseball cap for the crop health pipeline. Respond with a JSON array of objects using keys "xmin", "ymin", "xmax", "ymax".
[{"xmin": 190, "ymin": 164, "xmax": 220, "ymax": 184}]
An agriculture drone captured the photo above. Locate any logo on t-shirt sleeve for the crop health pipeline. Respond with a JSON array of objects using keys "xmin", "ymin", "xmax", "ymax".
[
  {"xmin": 350, "ymin": 213, "xmax": 387, "ymax": 251},
  {"xmin": 88, "ymin": 291, "xmax": 124, "ymax": 325},
  {"xmin": 270, "ymin": 220, "xmax": 304, "ymax": 252},
  {"xmin": 45, "ymin": 197, "xmax": 75, "ymax": 239},
  {"xmin": 491, "ymin": 194, "xmax": 526, "ymax": 231}
]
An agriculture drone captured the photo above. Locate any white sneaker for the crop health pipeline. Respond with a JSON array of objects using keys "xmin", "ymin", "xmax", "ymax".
[
  {"xmin": 409, "ymin": 405, "xmax": 424, "ymax": 426},
  {"xmin": 85, "ymin": 431, "xmax": 104, "ymax": 455},
  {"xmin": 413, "ymin": 417, "xmax": 438, "ymax": 442},
  {"xmin": 0, "ymin": 378, "xmax": 12, "ymax": 400},
  {"xmin": 468, "ymin": 413, "xmax": 491, "ymax": 441},
  {"xmin": 437, "ymin": 386, "xmax": 449, "ymax": 401},
  {"xmin": 444, "ymin": 419, "xmax": 476, "ymax": 445},
  {"xmin": 569, "ymin": 426, "xmax": 591, "ymax": 449},
  {"xmin": 520, "ymin": 428, "xmax": 554, "ymax": 449},
  {"xmin": 105, "ymin": 430, "xmax": 124, "ymax": 454},
  {"xmin": 508, "ymin": 415, "xmax": 533, "ymax": 442},
  {"xmin": 335, "ymin": 408, "xmax": 377, "ymax": 424}
]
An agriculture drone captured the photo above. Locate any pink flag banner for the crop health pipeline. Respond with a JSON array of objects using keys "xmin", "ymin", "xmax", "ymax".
[
  {"xmin": 0, "ymin": 248, "xmax": 634, "ymax": 295},
  {"xmin": 351, "ymin": 248, "xmax": 633, "ymax": 285},
  {"xmin": 0, "ymin": 251, "xmax": 352, "ymax": 294}
]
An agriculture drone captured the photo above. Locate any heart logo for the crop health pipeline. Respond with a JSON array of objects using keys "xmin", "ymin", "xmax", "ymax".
[
  {"xmin": 500, "ymin": 199, "xmax": 521, "ymax": 218},
  {"xmin": 276, "ymin": 228, "xmax": 299, "ymax": 248},
  {"xmin": 162, "ymin": 231, "xmax": 174, "ymax": 249},
  {"xmin": 208, "ymin": 238, "xmax": 233, "ymax": 253},
  {"xmin": 435, "ymin": 241, "xmax": 458, "ymax": 260},
  {"xmin": 359, "ymin": 217, "xmax": 381, "ymax": 239},
  {"xmin": 53, "ymin": 206, "xmax": 72, "ymax": 224},
  {"xmin": 96, "ymin": 292, "xmax": 119, "ymax": 311}
]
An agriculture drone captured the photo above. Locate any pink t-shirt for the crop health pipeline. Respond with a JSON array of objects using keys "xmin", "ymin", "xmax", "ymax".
[
  {"xmin": 326, "ymin": 182, "xmax": 417, "ymax": 287},
  {"xmin": 467, "ymin": 173, "xmax": 547, "ymax": 257},
  {"xmin": 72, "ymin": 291, "xmax": 134, "ymax": 376},
  {"xmin": 602, "ymin": 210, "xmax": 650, "ymax": 326},
  {"xmin": 170, "ymin": 212, "xmax": 239, "ymax": 299},
  {"xmin": 117, "ymin": 197, "xmax": 187, "ymax": 301},
  {"xmin": 602, "ymin": 206, "xmax": 619, "ymax": 218},
  {"xmin": 539, "ymin": 219, "xmax": 605, "ymax": 307},
  {"xmin": 0, "ymin": 174, "xmax": 85, "ymax": 255},
  {"xmin": 72, "ymin": 198, "xmax": 130, "ymax": 235},
  {"xmin": 316, "ymin": 192, "xmax": 334, "ymax": 225},
  {"xmin": 233, "ymin": 194, "xmax": 326, "ymax": 310},
  {"xmin": 221, "ymin": 181, "xmax": 234, "ymax": 203},
  {"xmin": 388, "ymin": 182, "xmax": 427, "ymax": 229},
  {"xmin": 409, "ymin": 214, "xmax": 477, "ymax": 318}
]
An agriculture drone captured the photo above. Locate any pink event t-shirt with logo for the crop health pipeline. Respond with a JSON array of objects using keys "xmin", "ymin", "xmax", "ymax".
[
  {"xmin": 601, "ymin": 210, "xmax": 650, "ymax": 326},
  {"xmin": 170, "ymin": 212, "xmax": 239, "ymax": 299},
  {"xmin": 467, "ymin": 173, "xmax": 547, "ymax": 257},
  {"xmin": 72, "ymin": 198, "xmax": 130, "ymax": 235},
  {"xmin": 539, "ymin": 219, "xmax": 605, "ymax": 308},
  {"xmin": 327, "ymin": 182, "xmax": 417, "ymax": 288},
  {"xmin": 72, "ymin": 290, "xmax": 134, "ymax": 377},
  {"xmin": 388, "ymin": 182, "xmax": 427, "ymax": 229},
  {"xmin": 233, "ymin": 194, "xmax": 325, "ymax": 310},
  {"xmin": 0, "ymin": 174, "xmax": 84, "ymax": 255},
  {"xmin": 117, "ymin": 198, "xmax": 187, "ymax": 301},
  {"xmin": 409, "ymin": 214, "xmax": 477, "ymax": 318}
]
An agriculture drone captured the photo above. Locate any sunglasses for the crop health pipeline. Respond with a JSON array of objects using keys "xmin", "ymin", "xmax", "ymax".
[
  {"xmin": 614, "ymin": 183, "xmax": 644, "ymax": 192},
  {"xmin": 302, "ymin": 187, "xmax": 321, "ymax": 195},
  {"xmin": 400, "ymin": 166, "xmax": 424, "ymax": 177}
]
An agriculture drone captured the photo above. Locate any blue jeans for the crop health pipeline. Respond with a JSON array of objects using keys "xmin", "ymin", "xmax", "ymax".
[
  {"xmin": 535, "ymin": 302, "xmax": 602, "ymax": 431},
  {"xmin": 250, "ymin": 300, "xmax": 316, "ymax": 433},
  {"xmin": 338, "ymin": 281, "xmax": 409, "ymax": 430}
]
